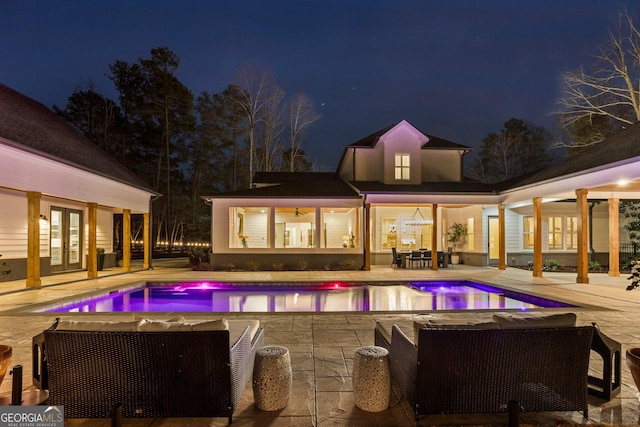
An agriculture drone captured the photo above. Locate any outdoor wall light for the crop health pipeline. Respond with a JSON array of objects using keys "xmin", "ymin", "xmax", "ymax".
[{"xmin": 39, "ymin": 214, "xmax": 48, "ymax": 221}]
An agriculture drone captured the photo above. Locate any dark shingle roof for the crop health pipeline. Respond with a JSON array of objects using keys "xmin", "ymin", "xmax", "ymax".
[
  {"xmin": 347, "ymin": 121, "xmax": 471, "ymax": 151},
  {"xmin": 208, "ymin": 172, "xmax": 360, "ymax": 198},
  {"xmin": 0, "ymin": 83, "xmax": 155, "ymax": 192},
  {"xmin": 506, "ymin": 122, "xmax": 640, "ymax": 189}
]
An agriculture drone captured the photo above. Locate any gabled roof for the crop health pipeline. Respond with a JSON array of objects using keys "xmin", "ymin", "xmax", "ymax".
[
  {"xmin": 506, "ymin": 122, "xmax": 640, "ymax": 189},
  {"xmin": 206, "ymin": 172, "xmax": 360, "ymax": 199},
  {"xmin": 0, "ymin": 83, "xmax": 155, "ymax": 193},
  {"xmin": 346, "ymin": 120, "xmax": 471, "ymax": 151}
]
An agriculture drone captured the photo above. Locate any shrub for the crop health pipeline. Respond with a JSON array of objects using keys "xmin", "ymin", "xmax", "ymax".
[
  {"xmin": 188, "ymin": 247, "xmax": 207, "ymax": 266},
  {"xmin": 543, "ymin": 259, "xmax": 561, "ymax": 271},
  {"xmin": 271, "ymin": 262, "xmax": 284, "ymax": 271},
  {"xmin": 295, "ymin": 260, "xmax": 308, "ymax": 271},
  {"xmin": 588, "ymin": 261, "xmax": 602, "ymax": 271},
  {"xmin": 245, "ymin": 260, "xmax": 260, "ymax": 271},
  {"xmin": 192, "ymin": 262, "xmax": 210, "ymax": 271},
  {"xmin": 340, "ymin": 259, "xmax": 358, "ymax": 270},
  {"xmin": 627, "ymin": 260, "xmax": 640, "ymax": 291},
  {"xmin": 221, "ymin": 263, "xmax": 236, "ymax": 271}
]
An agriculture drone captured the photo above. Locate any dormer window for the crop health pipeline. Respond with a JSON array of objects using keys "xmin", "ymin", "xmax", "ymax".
[{"xmin": 394, "ymin": 153, "xmax": 410, "ymax": 180}]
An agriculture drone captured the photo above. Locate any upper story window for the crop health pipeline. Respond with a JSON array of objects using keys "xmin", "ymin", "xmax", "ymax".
[{"xmin": 394, "ymin": 153, "xmax": 410, "ymax": 180}]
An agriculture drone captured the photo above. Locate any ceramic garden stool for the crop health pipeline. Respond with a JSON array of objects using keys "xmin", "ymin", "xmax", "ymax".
[
  {"xmin": 252, "ymin": 345, "xmax": 292, "ymax": 411},
  {"xmin": 352, "ymin": 345, "xmax": 390, "ymax": 412}
]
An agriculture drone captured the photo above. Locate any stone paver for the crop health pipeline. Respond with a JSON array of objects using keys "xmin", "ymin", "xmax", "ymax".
[{"xmin": 0, "ymin": 261, "xmax": 640, "ymax": 425}]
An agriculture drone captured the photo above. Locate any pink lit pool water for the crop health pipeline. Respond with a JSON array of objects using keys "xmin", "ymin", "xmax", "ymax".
[{"xmin": 40, "ymin": 281, "xmax": 574, "ymax": 313}]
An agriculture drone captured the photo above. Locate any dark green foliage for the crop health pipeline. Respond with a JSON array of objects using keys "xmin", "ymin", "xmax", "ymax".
[
  {"xmin": 620, "ymin": 201, "xmax": 640, "ymax": 251},
  {"xmin": 473, "ymin": 118, "xmax": 553, "ymax": 183},
  {"xmin": 55, "ymin": 49, "xmax": 319, "ymax": 247},
  {"xmin": 627, "ymin": 261, "xmax": 640, "ymax": 291}
]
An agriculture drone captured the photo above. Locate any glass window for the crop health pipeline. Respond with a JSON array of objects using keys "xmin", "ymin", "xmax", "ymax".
[
  {"xmin": 566, "ymin": 216, "xmax": 578, "ymax": 249},
  {"xmin": 466, "ymin": 218, "xmax": 475, "ymax": 251},
  {"xmin": 548, "ymin": 216, "xmax": 563, "ymax": 249},
  {"xmin": 523, "ymin": 216, "xmax": 534, "ymax": 249},
  {"xmin": 322, "ymin": 208, "xmax": 359, "ymax": 248},
  {"xmin": 229, "ymin": 207, "xmax": 269, "ymax": 248},
  {"xmin": 394, "ymin": 153, "xmax": 410, "ymax": 180},
  {"xmin": 275, "ymin": 208, "xmax": 316, "ymax": 248}
]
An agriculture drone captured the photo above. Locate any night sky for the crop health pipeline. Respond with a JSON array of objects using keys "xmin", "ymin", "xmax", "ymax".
[{"xmin": 1, "ymin": 0, "xmax": 637, "ymax": 169}]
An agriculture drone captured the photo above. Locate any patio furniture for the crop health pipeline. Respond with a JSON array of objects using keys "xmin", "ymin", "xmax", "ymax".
[
  {"xmin": 253, "ymin": 345, "xmax": 292, "ymax": 411},
  {"xmin": 588, "ymin": 323, "xmax": 621, "ymax": 400},
  {"xmin": 390, "ymin": 247, "xmax": 401, "ymax": 268},
  {"xmin": 408, "ymin": 251, "xmax": 424, "ymax": 269},
  {"xmin": 32, "ymin": 318, "xmax": 264, "ymax": 422},
  {"xmin": 353, "ymin": 346, "xmax": 390, "ymax": 412},
  {"xmin": 376, "ymin": 321, "xmax": 594, "ymax": 421}
]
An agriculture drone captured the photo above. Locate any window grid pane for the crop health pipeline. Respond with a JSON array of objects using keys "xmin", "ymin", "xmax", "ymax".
[
  {"xmin": 394, "ymin": 154, "xmax": 410, "ymax": 180},
  {"xmin": 523, "ymin": 216, "xmax": 534, "ymax": 249}
]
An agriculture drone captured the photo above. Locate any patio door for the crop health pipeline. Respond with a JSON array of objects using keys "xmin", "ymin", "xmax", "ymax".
[
  {"xmin": 488, "ymin": 216, "xmax": 499, "ymax": 265},
  {"xmin": 50, "ymin": 207, "xmax": 83, "ymax": 272}
]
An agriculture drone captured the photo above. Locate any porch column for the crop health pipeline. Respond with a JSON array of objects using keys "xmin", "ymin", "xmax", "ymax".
[
  {"xmin": 576, "ymin": 189, "xmax": 589, "ymax": 284},
  {"xmin": 26, "ymin": 191, "xmax": 41, "ymax": 288},
  {"xmin": 532, "ymin": 197, "xmax": 542, "ymax": 277},
  {"xmin": 608, "ymin": 198, "xmax": 620, "ymax": 277},
  {"xmin": 364, "ymin": 203, "xmax": 371, "ymax": 271},
  {"xmin": 143, "ymin": 212, "xmax": 150, "ymax": 270},
  {"xmin": 431, "ymin": 204, "xmax": 438, "ymax": 270},
  {"xmin": 87, "ymin": 202, "xmax": 98, "ymax": 278},
  {"xmin": 122, "ymin": 209, "xmax": 131, "ymax": 272},
  {"xmin": 498, "ymin": 203, "xmax": 506, "ymax": 270}
]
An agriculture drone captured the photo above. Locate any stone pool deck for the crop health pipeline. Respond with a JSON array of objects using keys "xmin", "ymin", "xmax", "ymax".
[{"xmin": 1, "ymin": 260, "xmax": 640, "ymax": 426}]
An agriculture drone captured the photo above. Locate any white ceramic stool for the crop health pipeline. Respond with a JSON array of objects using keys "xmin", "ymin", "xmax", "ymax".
[
  {"xmin": 252, "ymin": 345, "xmax": 292, "ymax": 411},
  {"xmin": 353, "ymin": 345, "xmax": 390, "ymax": 412}
]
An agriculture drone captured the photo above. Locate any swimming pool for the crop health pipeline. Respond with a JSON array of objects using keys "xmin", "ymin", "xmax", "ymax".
[{"xmin": 39, "ymin": 280, "xmax": 574, "ymax": 313}]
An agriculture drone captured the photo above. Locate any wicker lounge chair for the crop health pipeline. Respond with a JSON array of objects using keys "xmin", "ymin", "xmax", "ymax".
[
  {"xmin": 32, "ymin": 319, "xmax": 264, "ymax": 423},
  {"xmin": 377, "ymin": 323, "xmax": 594, "ymax": 421}
]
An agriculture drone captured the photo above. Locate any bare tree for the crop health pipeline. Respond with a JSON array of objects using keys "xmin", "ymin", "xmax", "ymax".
[
  {"xmin": 257, "ymin": 85, "xmax": 285, "ymax": 172},
  {"xmin": 287, "ymin": 93, "xmax": 322, "ymax": 172},
  {"xmin": 233, "ymin": 64, "xmax": 283, "ymax": 187},
  {"xmin": 555, "ymin": 8, "xmax": 640, "ymax": 150}
]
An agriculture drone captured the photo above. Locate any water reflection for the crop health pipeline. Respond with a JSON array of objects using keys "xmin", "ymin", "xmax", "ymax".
[{"xmin": 48, "ymin": 281, "xmax": 573, "ymax": 313}]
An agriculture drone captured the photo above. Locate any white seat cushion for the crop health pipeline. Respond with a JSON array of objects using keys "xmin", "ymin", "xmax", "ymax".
[
  {"xmin": 492, "ymin": 312, "xmax": 576, "ymax": 329},
  {"xmin": 55, "ymin": 319, "xmax": 141, "ymax": 332}
]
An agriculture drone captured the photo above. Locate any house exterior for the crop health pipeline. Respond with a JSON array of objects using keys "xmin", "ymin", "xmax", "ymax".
[
  {"xmin": 0, "ymin": 83, "xmax": 158, "ymax": 287},
  {"xmin": 206, "ymin": 119, "xmax": 640, "ymax": 283}
]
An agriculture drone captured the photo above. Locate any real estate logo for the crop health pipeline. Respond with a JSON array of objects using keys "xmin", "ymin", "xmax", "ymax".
[{"xmin": 0, "ymin": 406, "xmax": 63, "ymax": 427}]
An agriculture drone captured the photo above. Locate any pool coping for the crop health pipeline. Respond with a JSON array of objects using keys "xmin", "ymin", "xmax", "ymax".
[{"xmin": 10, "ymin": 278, "xmax": 609, "ymax": 315}]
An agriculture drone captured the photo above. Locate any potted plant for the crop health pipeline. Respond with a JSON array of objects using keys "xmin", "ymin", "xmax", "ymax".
[
  {"xmin": 96, "ymin": 247, "xmax": 105, "ymax": 271},
  {"xmin": 447, "ymin": 222, "xmax": 466, "ymax": 264}
]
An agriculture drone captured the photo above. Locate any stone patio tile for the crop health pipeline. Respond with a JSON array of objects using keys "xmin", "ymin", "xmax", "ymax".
[
  {"xmin": 264, "ymin": 330, "xmax": 312, "ymax": 346},
  {"xmin": 290, "ymin": 350, "xmax": 314, "ymax": 370},
  {"xmin": 312, "ymin": 329, "xmax": 359, "ymax": 346},
  {"xmin": 316, "ymin": 391, "xmax": 410, "ymax": 427},
  {"xmin": 316, "ymin": 375, "xmax": 352, "ymax": 392}
]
